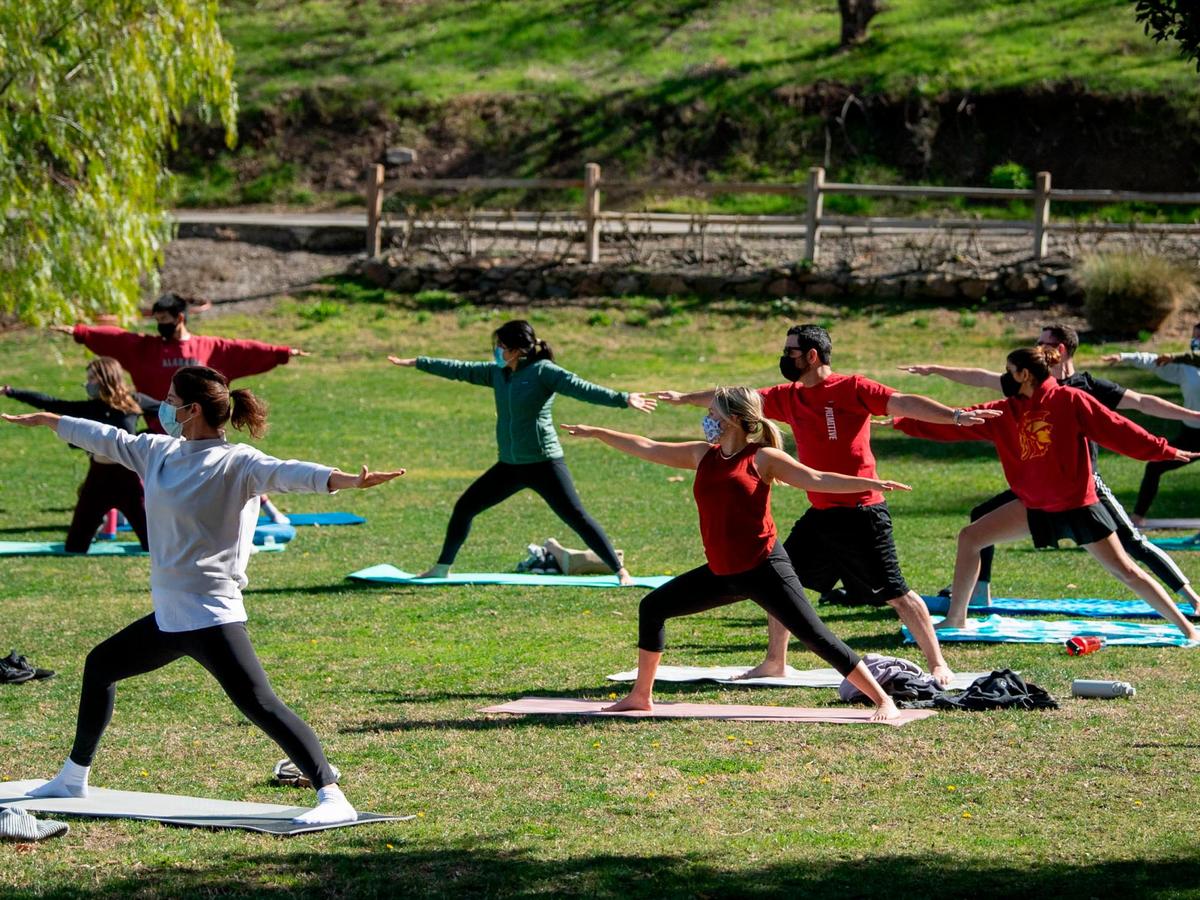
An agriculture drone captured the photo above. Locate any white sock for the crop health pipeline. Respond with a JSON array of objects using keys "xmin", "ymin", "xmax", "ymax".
[
  {"xmin": 291, "ymin": 783, "xmax": 357, "ymax": 825},
  {"xmin": 28, "ymin": 758, "xmax": 90, "ymax": 799}
]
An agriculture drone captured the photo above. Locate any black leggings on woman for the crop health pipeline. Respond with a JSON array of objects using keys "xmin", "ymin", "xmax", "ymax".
[
  {"xmin": 437, "ymin": 458, "xmax": 623, "ymax": 572},
  {"xmin": 637, "ymin": 543, "xmax": 861, "ymax": 676},
  {"xmin": 1134, "ymin": 425, "xmax": 1200, "ymax": 517},
  {"xmin": 66, "ymin": 461, "xmax": 148, "ymax": 553},
  {"xmin": 68, "ymin": 614, "xmax": 338, "ymax": 788}
]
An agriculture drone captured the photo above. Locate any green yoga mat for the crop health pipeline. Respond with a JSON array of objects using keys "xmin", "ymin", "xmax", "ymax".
[
  {"xmin": 0, "ymin": 541, "xmax": 285, "ymax": 557},
  {"xmin": 347, "ymin": 564, "xmax": 673, "ymax": 589},
  {"xmin": 1150, "ymin": 535, "xmax": 1200, "ymax": 550}
]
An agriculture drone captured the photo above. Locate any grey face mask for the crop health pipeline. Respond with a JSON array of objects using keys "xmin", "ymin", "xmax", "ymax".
[{"xmin": 85, "ymin": 382, "xmax": 101, "ymax": 400}]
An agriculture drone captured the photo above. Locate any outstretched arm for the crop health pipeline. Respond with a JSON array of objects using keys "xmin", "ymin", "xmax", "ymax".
[
  {"xmin": 560, "ymin": 424, "xmax": 708, "ymax": 470},
  {"xmin": 896, "ymin": 364, "xmax": 1003, "ymax": 391},
  {"xmin": 653, "ymin": 389, "xmax": 716, "ymax": 408},
  {"xmin": 390, "ymin": 355, "xmax": 495, "ymax": 387},
  {"xmin": 754, "ymin": 447, "xmax": 911, "ymax": 494},
  {"xmin": 887, "ymin": 392, "xmax": 1002, "ymax": 426},
  {"xmin": 1118, "ymin": 390, "xmax": 1200, "ymax": 426},
  {"xmin": 327, "ymin": 466, "xmax": 406, "ymax": 491}
]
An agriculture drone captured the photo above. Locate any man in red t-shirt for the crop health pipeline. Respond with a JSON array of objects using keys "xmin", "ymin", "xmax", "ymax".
[
  {"xmin": 51, "ymin": 293, "xmax": 308, "ymax": 433},
  {"xmin": 660, "ymin": 324, "xmax": 1000, "ymax": 686}
]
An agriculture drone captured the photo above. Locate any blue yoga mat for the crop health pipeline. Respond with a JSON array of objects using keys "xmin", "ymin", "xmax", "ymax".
[
  {"xmin": 904, "ymin": 614, "xmax": 1199, "ymax": 647},
  {"xmin": 1149, "ymin": 535, "xmax": 1200, "ymax": 550},
  {"xmin": 921, "ymin": 594, "xmax": 1197, "ymax": 620},
  {"xmin": 119, "ymin": 512, "xmax": 361, "ymax": 532},
  {"xmin": 253, "ymin": 522, "xmax": 296, "ymax": 546},
  {"xmin": 347, "ymin": 564, "xmax": 674, "ymax": 589},
  {"xmin": 0, "ymin": 540, "xmax": 286, "ymax": 557}
]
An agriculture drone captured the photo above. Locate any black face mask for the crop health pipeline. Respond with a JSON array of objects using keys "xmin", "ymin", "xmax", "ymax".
[
  {"xmin": 157, "ymin": 321, "xmax": 179, "ymax": 340},
  {"xmin": 1000, "ymin": 372, "xmax": 1022, "ymax": 398},
  {"xmin": 779, "ymin": 355, "xmax": 803, "ymax": 382}
]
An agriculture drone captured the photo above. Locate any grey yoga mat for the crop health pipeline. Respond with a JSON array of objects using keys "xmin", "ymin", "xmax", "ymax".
[
  {"xmin": 605, "ymin": 664, "xmax": 989, "ymax": 690},
  {"xmin": 0, "ymin": 781, "xmax": 412, "ymax": 836},
  {"xmin": 348, "ymin": 564, "xmax": 673, "ymax": 589}
]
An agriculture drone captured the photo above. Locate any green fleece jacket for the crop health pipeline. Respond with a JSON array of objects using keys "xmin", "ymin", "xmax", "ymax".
[{"xmin": 416, "ymin": 356, "xmax": 630, "ymax": 464}]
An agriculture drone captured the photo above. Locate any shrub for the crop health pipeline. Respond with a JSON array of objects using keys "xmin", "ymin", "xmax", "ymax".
[
  {"xmin": 297, "ymin": 300, "xmax": 344, "ymax": 323},
  {"xmin": 1079, "ymin": 252, "xmax": 1195, "ymax": 337},
  {"xmin": 988, "ymin": 162, "xmax": 1032, "ymax": 191},
  {"xmin": 413, "ymin": 289, "xmax": 463, "ymax": 310}
]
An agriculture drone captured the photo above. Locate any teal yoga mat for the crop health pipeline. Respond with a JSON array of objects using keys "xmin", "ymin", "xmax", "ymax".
[
  {"xmin": 1149, "ymin": 535, "xmax": 1200, "ymax": 550},
  {"xmin": 921, "ymin": 594, "xmax": 1198, "ymax": 620},
  {"xmin": 347, "ymin": 564, "xmax": 673, "ymax": 589},
  {"xmin": 904, "ymin": 614, "xmax": 1199, "ymax": 647},
  {"xmin": 259, "ymin": 512, "xmax": 365, "ymax": 527},
  {"xmin": 0, "ymin": 541, "xmax": 285, "ymax": 557}
]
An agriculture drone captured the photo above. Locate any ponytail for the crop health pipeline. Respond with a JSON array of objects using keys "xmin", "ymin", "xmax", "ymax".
[
  {"xmin": 1006, "ymin": 345, "xmax": 1060, "ymax": 382},
  {"xmin": 230, "ymin": 388, "xmax": 269, "ymax": 438},
  {"xmin": 493, "ymin": 320, "xmax": 554, "ymax": 363}
]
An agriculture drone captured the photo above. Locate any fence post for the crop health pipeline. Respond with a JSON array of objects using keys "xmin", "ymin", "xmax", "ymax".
[
  {"xmin": 1033, "ymin": 170, "xmax": 1051, "ymax": 260},
  {"xmin": 584, "ymin": 162, "xmax": 602, "ymax": 264},
  {"xmin": 365, "ymin": 164, "xmax": 384, "ymax": 257},
  {"xmin": 804, "ymin": 166, "xmax": 825, "ymax": 264}
]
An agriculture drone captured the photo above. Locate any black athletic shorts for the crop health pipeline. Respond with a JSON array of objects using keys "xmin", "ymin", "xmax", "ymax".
[
  {"xmin": 1027, "ymin": 502, "xmax": 1116, "ymax": 549},
  {"xmin": 782, "ymin": 502, "xmax": 909, "ymax": 605}
]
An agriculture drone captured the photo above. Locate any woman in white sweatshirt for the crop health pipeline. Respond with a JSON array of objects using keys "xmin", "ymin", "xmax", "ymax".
[{"xmin": 2, "ymin": 365, "xmax": 404, "ymax": 826}]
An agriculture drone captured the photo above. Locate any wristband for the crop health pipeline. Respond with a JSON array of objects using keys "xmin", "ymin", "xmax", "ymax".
[{"xmin": 952, "ymin": 408, "xmax": 963, "ymax": 426}]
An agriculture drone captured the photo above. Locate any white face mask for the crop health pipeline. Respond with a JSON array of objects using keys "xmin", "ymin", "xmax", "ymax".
[{"xmin": 158, "ymin": 400, "xmax": 195, "ymax": 438}]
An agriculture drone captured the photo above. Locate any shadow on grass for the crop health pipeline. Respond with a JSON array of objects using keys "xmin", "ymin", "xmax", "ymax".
[{"xmin": 10, "ymin": 844, "xmax": 1199, "ymax": 898}]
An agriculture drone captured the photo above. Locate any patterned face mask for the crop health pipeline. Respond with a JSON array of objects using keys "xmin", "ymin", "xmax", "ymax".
[{"xmin": 702, "ymin": 414, "xmax": 723, "ymax": 443}]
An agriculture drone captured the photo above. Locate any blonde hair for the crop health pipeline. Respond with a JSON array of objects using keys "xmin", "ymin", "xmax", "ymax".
[
  {"xmin": 713, "ymin": 386, "xmax": 783, "ymax": 450},
  {"xmin": 87, "ymin": 357, "xmax": 141, "ymax": 414}
]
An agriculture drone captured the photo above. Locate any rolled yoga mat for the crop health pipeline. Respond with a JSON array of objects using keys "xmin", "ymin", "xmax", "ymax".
[
  {"xmin": 347, "ymin": 565, "xmax": 674, "ymax": 589},
  {"xmin": 905, "ymin": 614, "xmax": 1200, "ymax": 647},
  {"xmin": 606, "ymin": 664, "xmax": 989, "ymax": 690},
  {"xmin": 920, "ymin": 594, "xmax": 1198, "ymax": 620},
  {"xmin": 0, "ymin": 539, "xmax": 286, "ymax": 556},
  {"xmin": 0, "ymin": 780, "xmax": 411, "ymax": 836},
  {"xmin": 480, "ymin": 697, "xmax": 934, "ymax": 726}
]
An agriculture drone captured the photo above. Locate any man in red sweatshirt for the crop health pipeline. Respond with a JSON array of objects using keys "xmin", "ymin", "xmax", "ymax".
[{"xmin": 52, "ymin": 293, "xmax": 307, "ymax": 432}]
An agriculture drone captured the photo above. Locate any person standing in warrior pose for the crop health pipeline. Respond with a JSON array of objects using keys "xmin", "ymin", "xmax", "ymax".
[
  {"xmin": 3, "ymin": 366, "xmax": 404, "ymax": 825},
  {"xmin": 388, "ymin": 320, "xmax": 656, "ymax": 585},
  {"xmin": 563, "ymin": 386, "xmax": 907, "ymax": 721}
]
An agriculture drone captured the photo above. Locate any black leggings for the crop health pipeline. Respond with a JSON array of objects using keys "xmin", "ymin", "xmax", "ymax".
[
  {"xmin": 636, "ymin": 543, "xmax": 861, "ymax": 676},
  {"xmin": 66, "ymin": 461, "xmax": 148, "ymax": 554},
  {"xmin": 1134, "ymin": 425, "xmax": 1200, "ymax": 517},
  {"xmin": 970, "ymin": 478, "xmax": 1189, "ymax": 592},
  {"xmin": 68, "ymin": 614, "xmax": 338, "ymax": 788},
  {"xmin": 437, "ymin": 458, "xmax": 623, "ymax": 572}
]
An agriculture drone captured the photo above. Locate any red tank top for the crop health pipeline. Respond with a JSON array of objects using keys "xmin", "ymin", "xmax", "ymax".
[{"xmin": 693, "ymin": 444, "xmax": 777, "ymax": 576}]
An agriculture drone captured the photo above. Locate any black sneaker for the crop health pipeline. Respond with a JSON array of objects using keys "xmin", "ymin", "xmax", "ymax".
[
  {"xmin": 1, "ymin": 651, "xmax": 53, "ymax": 682},
  {"xmin": 0, "ymin": 653, "xmax": 34, "ymax": 685}
]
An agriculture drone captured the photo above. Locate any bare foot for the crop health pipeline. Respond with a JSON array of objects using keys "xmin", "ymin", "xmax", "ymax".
[
  {"xmin": 733, "ymin": 660, "xmax": 787, "ymax": 679},
  {"xmin": 870, "ymin": 698, "xmax": 901, "ymax": 722},
  {"xmin": 418, "ymin": 563, "xmax": 451, "ymax": 579},
  {"xmin": 931, "ymin": 664, "xmax": 954, "ymax": 688},
  {"xmin": 617, "ymin": 567, "xmax": 634, "ymax": 587},
  {"xmin": 603, "ymin": 693, "xmax": 652, "ymax": 712},
  {"xmin": 934, "ymin": 618, "xmax": 967, "ymax": 631}
]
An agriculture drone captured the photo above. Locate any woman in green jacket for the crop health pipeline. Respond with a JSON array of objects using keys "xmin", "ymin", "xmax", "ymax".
[{"xmin": 388, "ymin": 320, "xmax": 655, "ymax": 584}]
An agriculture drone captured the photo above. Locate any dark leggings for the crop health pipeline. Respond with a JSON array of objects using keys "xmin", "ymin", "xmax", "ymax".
[
  {"xmin": 66, "ymin": 461, "xmax": 148, "ymax": 553},
  {"xmin": 971, "ymin": 477, "xmax": 1189, "ymax": 592},
  {"xmin": 1134, "ymin": 425, "xmax": 1200, "ymax": 517},
  {"xmin": 636, "ymin": 543, "xmax": 861, "ymax": 676},
  {"xmin": 68, "ymin": 614, "xmax": 338, "ymax": 788},
  {"xmin": 437, "ymin": 458, "xmax": 623, "ymax": 572}
]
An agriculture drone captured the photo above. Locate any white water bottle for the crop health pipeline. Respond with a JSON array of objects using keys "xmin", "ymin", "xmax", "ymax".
[{"xmin": 1071, "ymin": 679, "xmax": 1135, "ymax": 699}]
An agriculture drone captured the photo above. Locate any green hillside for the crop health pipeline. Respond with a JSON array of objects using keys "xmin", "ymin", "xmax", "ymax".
[{"xmin": 222, "ymin": 0, "xmax": 1195, "ymax": 106}]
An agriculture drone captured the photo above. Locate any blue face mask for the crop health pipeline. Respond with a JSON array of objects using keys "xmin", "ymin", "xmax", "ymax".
[
  {"xmin": 494, "ymin": 347, "xmax": 507, "ymax": 366},
  {"xmin": 702, "ymin": 414, "xmax": 723, "ymax": 443},
  {"xmin": 1191, "ymin": 337, "xmax": 1200, "ymax": 353},
  {"xmin": 158, "ymin": 401, "xmax": 193, "ymax": 438}
]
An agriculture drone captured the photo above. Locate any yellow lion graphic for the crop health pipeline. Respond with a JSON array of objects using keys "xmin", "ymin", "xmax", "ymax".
[{"xmin": 1018, "ymin": 409, "xmax": 1053, "ymax": 460}]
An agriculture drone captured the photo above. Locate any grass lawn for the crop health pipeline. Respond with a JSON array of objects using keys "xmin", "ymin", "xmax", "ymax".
[{"xmin": 1, "ymin": 296, "xmax": 1198, "ymax": 897}]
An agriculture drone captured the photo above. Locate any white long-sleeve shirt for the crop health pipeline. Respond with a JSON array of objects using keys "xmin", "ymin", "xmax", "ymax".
[
  {"xmin": 56, "ymin": 417, "xmax": 334, "ymax": 632},
  {"xmin": 1118, "ymin": 352, "xmax": 1200, "ymax": 430}
]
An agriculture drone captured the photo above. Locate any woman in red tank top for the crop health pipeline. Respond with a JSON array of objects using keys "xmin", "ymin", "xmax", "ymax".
[{"xmin": 563, "ymin": 386, "xmax": 912, "ymax": 722}]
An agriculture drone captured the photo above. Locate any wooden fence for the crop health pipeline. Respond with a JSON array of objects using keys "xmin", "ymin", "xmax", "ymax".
[{"xmin": 363, "ymin": 164, "xmax": 1200, "ymax": 264}]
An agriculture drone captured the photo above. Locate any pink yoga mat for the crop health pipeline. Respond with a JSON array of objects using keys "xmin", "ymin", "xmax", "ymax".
[{"xmin": 479, "ymin": 697, "xmax": 934, "ymax": 727}]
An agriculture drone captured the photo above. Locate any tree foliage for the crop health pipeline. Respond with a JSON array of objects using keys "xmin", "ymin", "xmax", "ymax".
[
  {"xmin": 1133, "ymin": 0, "xmax": 1200, "ymax": 71},
  {"xmin": 0, "ymin": 1, "xmax": 237, "ymax": 324}
]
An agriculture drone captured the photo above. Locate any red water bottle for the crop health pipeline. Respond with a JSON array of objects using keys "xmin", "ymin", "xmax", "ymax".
[{"xmin": 1065, "ymin": 635, "xmax": 1105, "ymax": 656}]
